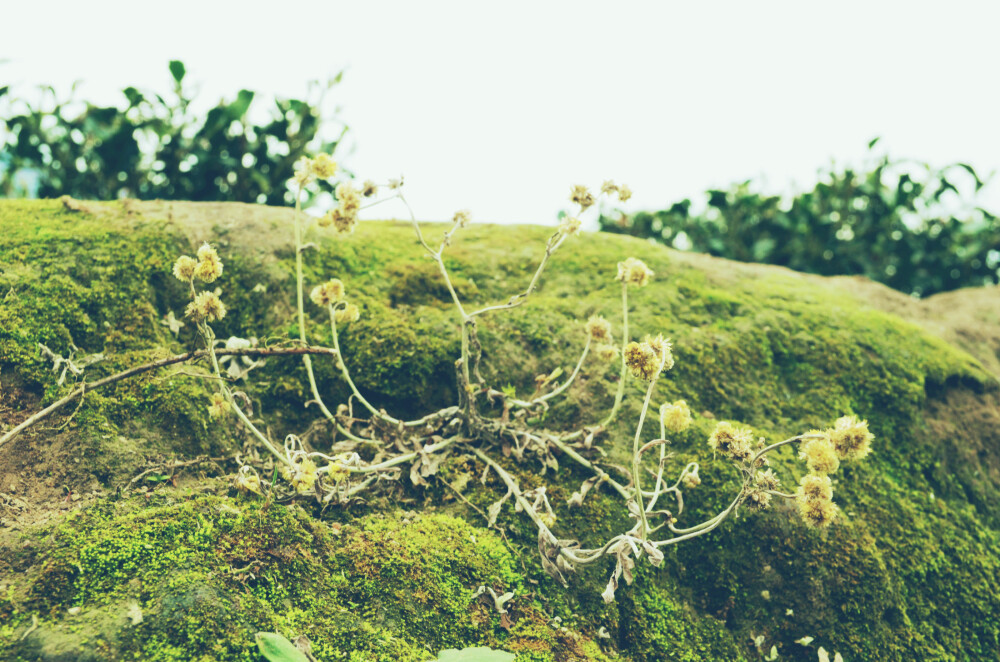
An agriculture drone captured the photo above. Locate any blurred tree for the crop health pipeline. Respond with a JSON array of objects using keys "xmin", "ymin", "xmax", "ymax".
[
  {"xmin": 599, "ymin": 143, "xmax": 1000, "ymax": 296},
  {"xmin": 0, "ymin": 61, "xmax": 346, "ymax": 205}
]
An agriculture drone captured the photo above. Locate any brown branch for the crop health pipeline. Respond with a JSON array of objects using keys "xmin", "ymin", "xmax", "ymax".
[{"xmin": 0, "ymin": 346, "xmax": 339, "ymax": 449}]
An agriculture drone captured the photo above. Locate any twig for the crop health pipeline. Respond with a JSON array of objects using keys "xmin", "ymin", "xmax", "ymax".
[{"xmin": 0, "ymin": 346, "xmax": 340, "ymax": 449}]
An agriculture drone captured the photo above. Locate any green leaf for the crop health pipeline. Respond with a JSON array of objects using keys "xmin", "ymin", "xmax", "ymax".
[
  {"xmin": 169, "ymin": 60, "xmax": 186, "ymax": 84},
  {"xmin": 254, "ymin": 632, "xmax": 309, "ymax": 662},
  {"xmin": 123, "ymin": 86, "xmax": 144, "ymax": 107},
  {"xmin": 955, "ymin": 163, "xmax": 985, "ymax": 191},
  {"xmin": 229, "ymin": 89, "xmax": 255, "ymax": 119},
  {"xmin": 435, "ymin": 647, "xmax": 515, "ymax": 662}
]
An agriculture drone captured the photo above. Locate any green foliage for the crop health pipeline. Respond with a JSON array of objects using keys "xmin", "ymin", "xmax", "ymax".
[
  {"xmin": 0, "ymin": 61, "xmax": 345, "ymax": 205},
  {"xmin": 1, "ymin": 497, "xmax": 610, "ymax": 661},
  {"xmin": 255, "ymin": 632, "xmax": 310, "ymax": 662},
  {"xmin": 601, "ymin": 144, "xmax": 1000, "ymax": 296}
]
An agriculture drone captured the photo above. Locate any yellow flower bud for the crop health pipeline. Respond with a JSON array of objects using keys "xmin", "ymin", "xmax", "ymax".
[
  {"xmin": 172, "ymin": 255, "xmax": 197, "ymax": 281},
  {"xmin": 310, "ymin": 279, "xmax": 346, "ymax": 307},
  {"xmin": 659, "ymin": 400, "xmax": 692, "ymax": 433}
]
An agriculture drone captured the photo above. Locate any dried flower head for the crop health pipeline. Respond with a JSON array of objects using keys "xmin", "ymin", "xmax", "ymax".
[
  {"xmin": 570, "ymin": 185, "xmax": 595, "ymax": 210},
  {"xmin": 293, "ymin": 157, "xmax": 315, "ymax": 187},
  {"xmin": 617, "ymin": 184, "xmax": 633, "ymax": 203},
  {"xmin": 361, "ymin": 180, "xmax": 378, "ymax": 197},
  {"xmin": 644, "ymin": 334, "xmax": 674, "ymax": 371},
  {"xmin": 595, "ymin": 343, "xmax": 619, "ymax": 363},
  {"xmin": 235, "ymin": 466, "xmax": 262, "ymax": 495},
  {"xmin": 453, "ymin": 209, "xmax": 471, "ymax": 227},
  {"xmin": 681, "ymin": 466, "xmax": 701, "ymax": 489},
  {"xmin": 616, "ymin": 257, "xmax": 653, "ymax": 287},
  {"xmin": 798, "ymin": 473, "xmax": 833, "ymax": 501},
  {"xmin": 708, "ymin": 421, "xmax": 755, "ymax": 462},
  {"xmin": 336, "ymin": 182, "xmax": 361, "ymax": 213},
  {"xmin": 800, "ymin": 436, "xmax": 840, "ymax": 475},
  {"xmin": 624, "ymin": 341, "xmax": 660, "ymax": 381},
  {"xmin": 799, "ymin": 496, "xmax": 838, "ymax": 528},
  {"xmin": 334, "ymin": 303, "xmax": 361, "ymax": 325},
  {"xmin": 309, "ymin": 153, "xmax": 337, "ymax": 179},
  {"xmin": 585, "ymin": 315, "xmax": 613, "ymax": 344},
  {"xmin": 208, "ymin": 392, "xmax": 230, "ymax": 418},
  {"xmin": 600, "ymin": 180, "xmax": 618, "ymax": 196},
  {"xmin": 330, "ymin": 207, "xmax": 357, "ymax": 234},
  {"xmin": 186, "ymin": 291, "xmax": 227, "ymax": 322},
  {"xmin": 829, "ymin": 415, "xmax": 874, "ymax": 461},
  {"xmin": 743, "ymin": 486, "xmax": 772, "ymax": 512},
  {"xmin": 559, "ymin": 216, "xmax": 582, "ymax": 236},
  {"xmin": 310, "ymin": 279, "xmax": 346, "ymax": 307},
  {"xmin": 754, "ymin": 468, "xmax": 780, "ymax": 491},
  {"xmin": 659, "ymin": 400, "xmax": 692, "ymax": 433},
  {"xmin": 326, "ymin": 462, "xmax": 350, "ymax": 483},
  {"xmin": 291, "ymin": 457, "xmax": 318, "ymax": 495},
  {"xmin": 388, "ymin": 176, "xmax": 404, "ymax": 190},
  {"xmin": 172, "ymin": 255, "xmax": 197, "ymax": 281},
  {"xmin": 193, "ymin": 243, "xmax": 223, "ymax": 282}
]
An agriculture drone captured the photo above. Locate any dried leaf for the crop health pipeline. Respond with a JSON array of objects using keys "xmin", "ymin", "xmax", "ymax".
[
  {"xmin": 487, "ymin": 490, "xmax": 511, "ymax": 526},
  {"xmin": 641, "ymin": 540, "xmax": 664, "ymax": 567}
]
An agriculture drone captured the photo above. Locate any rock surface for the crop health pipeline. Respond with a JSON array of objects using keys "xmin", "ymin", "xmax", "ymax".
[{"xmin": 1, "ymin": 199, "xmax": 998, "ymax": 661}]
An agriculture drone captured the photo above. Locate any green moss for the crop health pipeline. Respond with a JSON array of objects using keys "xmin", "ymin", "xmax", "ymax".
[
  {"xmin": 1, "ymin": 495, "xmax": 609, "ymax": 661},
  {"xmin": 2, "ymin": 200, "xmax": 998, "ymax": 661}
]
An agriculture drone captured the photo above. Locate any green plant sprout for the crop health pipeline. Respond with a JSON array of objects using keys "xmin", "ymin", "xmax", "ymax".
[{"xmin": 6, "ymin": 155, "xmax": 874, "ymax": 603}]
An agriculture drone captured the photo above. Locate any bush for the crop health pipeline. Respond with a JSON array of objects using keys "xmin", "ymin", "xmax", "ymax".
[
  {"xmin": 0, "ymin": 60, "xmax": 345, "ymax": 205},
  {"xmin": 599, "ymin": 143, "xmax": 1000, "ymax": 296}
]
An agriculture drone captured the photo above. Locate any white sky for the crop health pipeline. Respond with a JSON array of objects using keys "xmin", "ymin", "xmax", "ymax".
[{"xmin": 3, "ymin": 0, "xmax": 999, "ymax": 226}]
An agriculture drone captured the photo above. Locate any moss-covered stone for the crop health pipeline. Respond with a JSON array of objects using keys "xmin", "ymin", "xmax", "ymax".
[
  {"xmin": 1, "ymin": 494, "xmax": 612, "ymax": 661},
  {"xmin": 1, "ymin": 199, "xmax": 998, "ymax": 661}
]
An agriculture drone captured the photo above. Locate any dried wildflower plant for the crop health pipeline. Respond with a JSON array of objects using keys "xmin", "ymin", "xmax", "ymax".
[{"xmin": 10, "ymin": 155, "xmax": 874, "ymax": 604}]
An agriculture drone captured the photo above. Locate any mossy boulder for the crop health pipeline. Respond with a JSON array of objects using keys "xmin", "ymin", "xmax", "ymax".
[{"xmin": 1, "ymin": 199, "xmax": 998, "ymax": 661}]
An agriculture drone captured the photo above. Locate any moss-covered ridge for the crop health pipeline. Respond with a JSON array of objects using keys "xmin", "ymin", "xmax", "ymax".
[
  {"xmin": 1, "ymin": 199, "xmax": 998, "ymax": 661},
  {"xmin": 3, "ymin": 494, "xmax": 613, "ymax": 661}
]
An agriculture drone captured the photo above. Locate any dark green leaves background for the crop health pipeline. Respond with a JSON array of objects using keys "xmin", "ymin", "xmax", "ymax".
[
  {"xmin": 600, "ymin": 143, "xmax": 999, "ymax": 297},
  {"xmin": 0, "ymin": 61, "xmax": 344, "ymax": 206}
]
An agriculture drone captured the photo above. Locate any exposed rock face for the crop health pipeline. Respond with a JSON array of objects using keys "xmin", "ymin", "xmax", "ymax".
[{"xmin": 1, "ymin": 199, "xmax": 998, "ymax": 661}]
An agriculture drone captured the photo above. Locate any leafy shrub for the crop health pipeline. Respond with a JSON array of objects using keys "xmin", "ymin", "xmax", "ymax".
[
  {"xmin": 0, "ymin": 61, "xmax": 345, "ymax": 205},
  {"xmin": 600, "ymin": 143, "xmax": 1000, "ymax": 296}
]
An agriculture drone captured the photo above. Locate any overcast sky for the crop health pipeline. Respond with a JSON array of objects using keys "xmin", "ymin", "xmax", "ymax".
[{"xmin": 4, "ymin": 1, "xmax": 999, "ymax": 226}]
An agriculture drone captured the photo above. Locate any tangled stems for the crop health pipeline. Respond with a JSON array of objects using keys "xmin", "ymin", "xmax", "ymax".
[{"xmin": 10, "ymin": 166, "xmax": 874, "ymax": 602}]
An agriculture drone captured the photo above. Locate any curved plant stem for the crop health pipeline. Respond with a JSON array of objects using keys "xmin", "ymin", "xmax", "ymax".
[
  {"xmin": 532, "ymin": 338, "xmax": 591, "ymax": 405},
  {"xmin": 0, "ymin": 346, "xmax": 342, "ymax": 449},
  {"xmin": 602, "ymin": 282, "xmax": 629, "ymax": 427},
  {"xmin": 630, "ymin": 358, "xmax": 665, "ymax": 540},
  {"xmin": 200, "ymin": 322, "xmax": 292, "ymax": 468}
]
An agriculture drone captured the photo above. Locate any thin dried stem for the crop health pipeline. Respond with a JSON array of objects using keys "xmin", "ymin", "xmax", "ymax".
[{"xmin": 0, "ymin": 346, "xmax": 341, "ymax": 449}]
